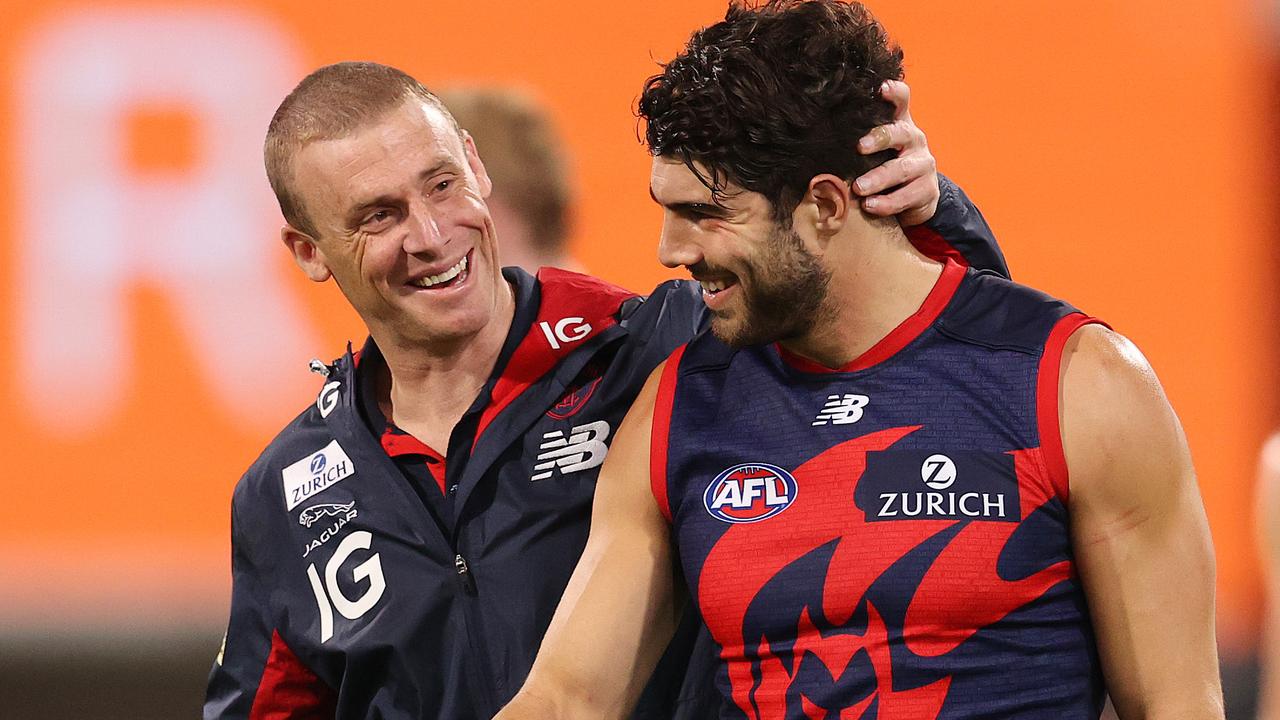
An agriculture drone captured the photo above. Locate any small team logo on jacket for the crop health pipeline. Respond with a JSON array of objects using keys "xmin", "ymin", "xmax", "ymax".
[
  {"xmin": 548, "ymin": 376, "xmax": 602, "ymax": 420},
  {"xmin": 704, "ymin": 463, "xmax": 798, "ymax": 524}
]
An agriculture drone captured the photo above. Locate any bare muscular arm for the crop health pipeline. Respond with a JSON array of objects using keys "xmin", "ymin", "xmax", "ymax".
[
  {"xmin": 497, "ymin": 364, "xmax": 683, "ymax": 719},
  {"xmin": 1255, "ymin": 433, "xmax": 1280, "ymax": 720},
  {"xmin": 1061, "ymin": 325, "xmax": 1223, "ymax": 719}
]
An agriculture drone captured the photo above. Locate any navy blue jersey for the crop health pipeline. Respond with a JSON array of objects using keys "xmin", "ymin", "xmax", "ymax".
[
  {"xmin": 205, "ymin": 176, "xmax": 1008, "ymax": 720},
  {"xmin": 652, "ymin": 262, "xmax": 1107, "ymax": 719}
]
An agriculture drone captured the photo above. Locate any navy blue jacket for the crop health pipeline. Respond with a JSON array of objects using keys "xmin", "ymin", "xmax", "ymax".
[{"xmin": 205, "ymin": 176, "xmax": 1007, "ymax": 720}]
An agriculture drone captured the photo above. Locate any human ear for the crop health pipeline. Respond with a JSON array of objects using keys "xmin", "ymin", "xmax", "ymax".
[
  {"xmin": 281, "ymin": 226, "xmax": 332, "ymax": 283},
  {"xmin": 805, "ymin": 173, "xmax": 853, "ymax": 237}
]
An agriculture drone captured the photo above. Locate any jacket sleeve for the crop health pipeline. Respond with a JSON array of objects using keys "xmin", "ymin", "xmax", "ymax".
[
  {"xmin": 204, "ymin": 488, "xmax": 336, "ymax": 720},
  {"xmin": 620, "ymin": 278, "xmax": 710, "ymax": 354},
  {"xmin": 906, "ymin": 173, "xmax": 1011, "ymax": 279}
]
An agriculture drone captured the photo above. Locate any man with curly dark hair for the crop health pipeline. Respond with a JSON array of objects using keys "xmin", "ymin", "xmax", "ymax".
[
  {"xmin": 203, "ymin": 40, "xmax": 1012, "ymax": 720},
  {"xmin": 497, "ymin": 2, "xmax": 1223, "ymax": 718}
]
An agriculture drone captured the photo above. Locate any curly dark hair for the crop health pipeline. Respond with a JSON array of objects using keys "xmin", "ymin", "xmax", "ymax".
[{"xmin": 639, "ymin": 0, "xmax": 904, "ymax": 222}]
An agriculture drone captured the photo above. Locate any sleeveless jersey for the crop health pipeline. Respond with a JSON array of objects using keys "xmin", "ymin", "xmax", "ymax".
[{"xmin": 651, "ymin": 261, "xmax": 1106, "ymax": 719}]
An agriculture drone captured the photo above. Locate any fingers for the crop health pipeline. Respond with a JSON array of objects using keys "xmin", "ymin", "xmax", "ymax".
[
  {"xmin": 861, "ymin": 177, "xmax": 939, "ymax": 226},
  {"xmin": 857, "ymin": 120, "xmax": 924, "ymax": 155},
  {"xmin": 854, "ymin": 79, "xmax": 939, "ymax": 226},
  {"xmin": 857, "ymin": 80, "xmax": 921, "ymax": 154},
  {"xmin": 878, "ymin": 79, "xmax": 912, "ymax": 121},
  {"xmin": 853, "ymin": 152, "xmax": 935, "ymax": 197}
]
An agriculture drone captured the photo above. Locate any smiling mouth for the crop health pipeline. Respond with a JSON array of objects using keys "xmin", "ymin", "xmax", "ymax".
[
  {"xmin": 696, "ymin": 276, "xmax": 737, "ymax": 298},
  {"xmin": 409, "ymin": 251, "xmax": 471, "ymax": 290}
]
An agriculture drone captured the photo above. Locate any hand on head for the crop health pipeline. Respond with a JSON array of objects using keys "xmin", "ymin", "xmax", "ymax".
[{"xmin": 853, "ymin": 80, "xmax": 939, "ymax": 226}]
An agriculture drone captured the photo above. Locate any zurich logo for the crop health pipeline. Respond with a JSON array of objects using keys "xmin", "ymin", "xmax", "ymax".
[
  {"xmin": 704, "ymin": 463, "xmax": 798, "ymax": 524},
  {"xmin": 310, "ymin": 454, "xmax": 327, "ymax": 474}
]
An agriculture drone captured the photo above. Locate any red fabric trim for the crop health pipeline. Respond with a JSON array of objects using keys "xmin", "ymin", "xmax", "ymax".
[
  {"xmin": 905, "ymin": 224, "xmax": 970, "ymax": 268},
  {"xmin": 777, "ymin": 259, "xmax": 965, "ymax": 374},
  {"xmin": 250, "ymin": 629, "xmax": 336, "ymax": 720},
  {"xmin": 424, "ymin": 462, "xmax": 447, "ymax": 495},
  {"xmin": 380, "ymin": 428, "xmax": 448, "ymax": 494},
  {"xmin": 649, "ymin": 346, "xmax": 686, "ymax": 524},
  {"xmin": 380, "ymin": 429, "xmax": 438, "ymax": 459},
  {"xmin": 1036, "ymin": 313, "xmax": 1107, "ymax": 502},
  {"xmin": 473, "ymin": 268, "xmax": 637, "ymax": 448}
]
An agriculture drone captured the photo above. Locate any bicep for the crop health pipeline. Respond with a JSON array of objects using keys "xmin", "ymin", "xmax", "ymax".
[
  {"xmin": 1060, "ymin": 325, "xmax": 1222, "ymax": 718},
  {"xmin": 520, "ymin": 363, "xmax": 683, "ymax": 717}
]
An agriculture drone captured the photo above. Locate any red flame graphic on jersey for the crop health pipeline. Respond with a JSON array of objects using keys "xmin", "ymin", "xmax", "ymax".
[{"xmin": 697, "ymin": 426, "xmax": 1071, "ymax": 719}]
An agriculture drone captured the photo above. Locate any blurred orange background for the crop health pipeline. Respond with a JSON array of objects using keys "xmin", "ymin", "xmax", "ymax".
[{"xmin": 0, "ymin": 0, "xmax": 1273, "ymax": 680}]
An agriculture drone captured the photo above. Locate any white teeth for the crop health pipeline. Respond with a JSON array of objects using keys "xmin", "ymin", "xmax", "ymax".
[
  {"xmin": 413, "ymin": 255, "xmax": 468, "ymax": 288},
  {"xmin": 699, "ymin": 279, "xmax": 728, "ymax": 293}
]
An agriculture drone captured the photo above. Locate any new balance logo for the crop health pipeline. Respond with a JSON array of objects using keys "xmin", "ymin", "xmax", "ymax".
[
  {"xmin": 531, "ymin": 421, "xmax": 611, "ymax": 481},
  {"xmin": 811, "ymin": 394, "xmax": 870, "ymax": 426}
]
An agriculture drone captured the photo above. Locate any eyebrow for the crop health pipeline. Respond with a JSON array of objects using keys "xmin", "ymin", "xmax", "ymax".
[
  {"xmin": 648, "ymin": 186, "xmax": 731, "ymax": 217},
  {"xmin": 345, "ymin": 159, "xmax": 460, "ymax": 224}
]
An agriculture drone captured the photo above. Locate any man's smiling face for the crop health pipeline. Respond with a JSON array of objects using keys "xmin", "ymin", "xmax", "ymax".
[
  {"xmin": 650, "ymin": 156, "xmax": 831, "ymax": 348},
  {"xmin": 286, "ymin": 98, "xmax": 505, "ymax": 347}
]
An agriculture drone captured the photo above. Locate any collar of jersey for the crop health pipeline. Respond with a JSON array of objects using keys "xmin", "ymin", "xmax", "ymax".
[{"xmin": 774, "ymin": 258, "xmax": 966, "ymax": 375}]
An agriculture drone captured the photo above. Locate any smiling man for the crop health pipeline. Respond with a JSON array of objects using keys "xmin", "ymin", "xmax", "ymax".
[
  {"xmin": 497, "ymin": 2, "xmax": 1222, "ymax": 719},
  {"xmin": 204, "ymin": 60, "xmax": 1009, "ymax": 719}
]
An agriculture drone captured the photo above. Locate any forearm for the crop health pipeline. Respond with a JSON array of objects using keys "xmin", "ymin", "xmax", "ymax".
[
  {"xmin": 504, "ymin": 534, "xmax": 680, "ymax": 719},
  {"xmin": 500, "ymin": 371, "xmax": 682, "ymax": 720},
  {"xmin": 500, "ymin": 679, "xmax": 600, "ymax": 720}
]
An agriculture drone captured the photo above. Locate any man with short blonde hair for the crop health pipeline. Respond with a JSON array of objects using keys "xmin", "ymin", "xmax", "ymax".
[
  {"xmin": 205, "ymin": 58, "xmax": 1009, "ymax": 720},
  {"xmin": 264, "ymin": 61, "xmax": 460, "ymax": 238}
]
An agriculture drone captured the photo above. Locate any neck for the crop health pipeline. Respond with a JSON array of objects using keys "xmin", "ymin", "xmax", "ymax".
[
  {"xmin": 779, "ymin": 225, "xmax": 944, "ymax": 369},
  {"xmin": 368, "ymin": 281, "xmax": 516, "ymax": 447}
]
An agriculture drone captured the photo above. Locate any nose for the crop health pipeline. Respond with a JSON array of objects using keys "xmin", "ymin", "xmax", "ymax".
[
  {"xmin": 657, "ymin": 217, "xmax": 701, "ymax": 270},
  {"xmin": 402, "ymin": 198, "xmax": 448, "ymax": 256}
]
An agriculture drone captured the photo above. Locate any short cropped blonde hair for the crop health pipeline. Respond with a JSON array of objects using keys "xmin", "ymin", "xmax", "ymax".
[{"xmin": 264, "ymin": 61, "xmax": 458, "ymax": 236}]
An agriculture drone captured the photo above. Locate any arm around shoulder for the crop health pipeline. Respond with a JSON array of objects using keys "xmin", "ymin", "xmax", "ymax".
[
  {"xmin": 916, "ymin": 174, "xmax": 1009, "ymax": 278},
  {"xmin": 1059, "ymin": 325, "xmax": 1223, "ymax": 719}
]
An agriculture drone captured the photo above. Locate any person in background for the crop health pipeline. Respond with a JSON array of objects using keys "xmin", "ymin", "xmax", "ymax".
[{"xmin": 439, "ymin": 88, "xmax": 581, "ymax": 272}]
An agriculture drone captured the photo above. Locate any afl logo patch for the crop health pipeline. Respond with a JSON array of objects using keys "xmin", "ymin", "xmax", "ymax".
[{"xmin": 704, "ymin": 463, "xmax": 798, "ymax": 524}]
